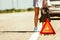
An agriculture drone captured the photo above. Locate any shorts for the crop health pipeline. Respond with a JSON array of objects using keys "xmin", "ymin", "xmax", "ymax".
[
  {"xmin": 33, "ymin": 0, "xmax": 52, "ymax": 8},
  {"xmin": 33, "ymin": 0, "xmax": 43, "ymax": 8}
]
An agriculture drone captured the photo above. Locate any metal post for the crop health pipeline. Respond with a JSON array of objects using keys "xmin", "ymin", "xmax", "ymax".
[
  {"xmin": 17, "ymin": 0, "xmax": 18, "ymax": 9},
  {"xmin": 12, "ymin": 0, "xmax": 14, "ymax": 8}
]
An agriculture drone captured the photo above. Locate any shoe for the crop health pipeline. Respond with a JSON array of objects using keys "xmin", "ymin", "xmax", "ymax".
[{"xmin": 34, "ymin": 27, "xmax": 37, "ymax": 31}]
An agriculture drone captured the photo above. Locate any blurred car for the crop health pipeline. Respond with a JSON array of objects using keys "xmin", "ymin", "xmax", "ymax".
[{"xmin": 49, "ymin": 0, "xmax": 60, "ymax": 17}]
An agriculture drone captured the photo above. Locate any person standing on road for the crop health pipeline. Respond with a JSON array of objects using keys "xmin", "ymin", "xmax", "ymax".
[{"xmin": 33, "ymin": 0, "xmax": 51, "ymax": 31}]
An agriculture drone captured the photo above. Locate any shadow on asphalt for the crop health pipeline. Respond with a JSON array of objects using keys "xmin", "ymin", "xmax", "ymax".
[{"xmin": 0, "ymin": 31, "xmax": 39, "ymax": 33}]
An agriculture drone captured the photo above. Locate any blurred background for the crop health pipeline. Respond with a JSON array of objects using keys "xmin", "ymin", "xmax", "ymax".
[
  {"xmin": 0, "ymin": 0, "xmax": 33, "ymax": 13},
  {"xmin": 0, "ymin": 0, "xmax": 60, "ymax": 40}
]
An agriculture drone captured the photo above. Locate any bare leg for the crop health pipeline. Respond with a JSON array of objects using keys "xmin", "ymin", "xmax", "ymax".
[{"xmin": 34, "ymin": 7, "xmax": 39, "ymax": 27}]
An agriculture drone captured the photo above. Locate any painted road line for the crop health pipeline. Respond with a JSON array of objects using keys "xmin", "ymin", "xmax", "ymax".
[
  {"xmin": 29, "ymin": 32, "xmax": 39, "ymax": 40},
  {"xmin": 29, "ymin": 23, "xmax": 42, "ymax": 40}
]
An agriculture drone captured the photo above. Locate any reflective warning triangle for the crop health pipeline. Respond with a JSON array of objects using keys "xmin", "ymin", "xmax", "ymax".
[{"xmin": 40, "ymin": 18, "xmax": 56, "ymax": 34}]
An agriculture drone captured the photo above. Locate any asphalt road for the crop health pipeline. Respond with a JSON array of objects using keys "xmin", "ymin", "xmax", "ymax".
[{"xmin": 0, "ymin": 12, "xmax": 60, "ymax": 40}]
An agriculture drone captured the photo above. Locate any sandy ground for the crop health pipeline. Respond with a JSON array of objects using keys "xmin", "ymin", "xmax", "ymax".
[{"xmin": 0, "ymin": 12, "xmax": 60, "ymax": 40}]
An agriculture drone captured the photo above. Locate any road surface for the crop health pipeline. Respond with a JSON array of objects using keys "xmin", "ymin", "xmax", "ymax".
[{"xmin": 0, "ymin": 12, "xmax": 60, "ymax": 40}]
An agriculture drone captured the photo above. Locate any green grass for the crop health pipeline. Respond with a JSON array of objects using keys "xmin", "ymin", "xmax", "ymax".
[{"xmin": 0, "ymin": 8, "xmax": 34, "ymax": 14}]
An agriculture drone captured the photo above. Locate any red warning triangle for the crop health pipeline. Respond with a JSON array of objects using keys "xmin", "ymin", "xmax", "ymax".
[{"xmin": 40, "ymin": 18, "xmax": 56, "ymax": 34}]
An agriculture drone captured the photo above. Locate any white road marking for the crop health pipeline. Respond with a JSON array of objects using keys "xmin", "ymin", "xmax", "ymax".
[
  {"xmin": 29, "ymin": 32, "xmax": 39, "ymax": 40},
  {"xmin": 29, "ymin": 23, "xmax": 42, "ymax": 40}
]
